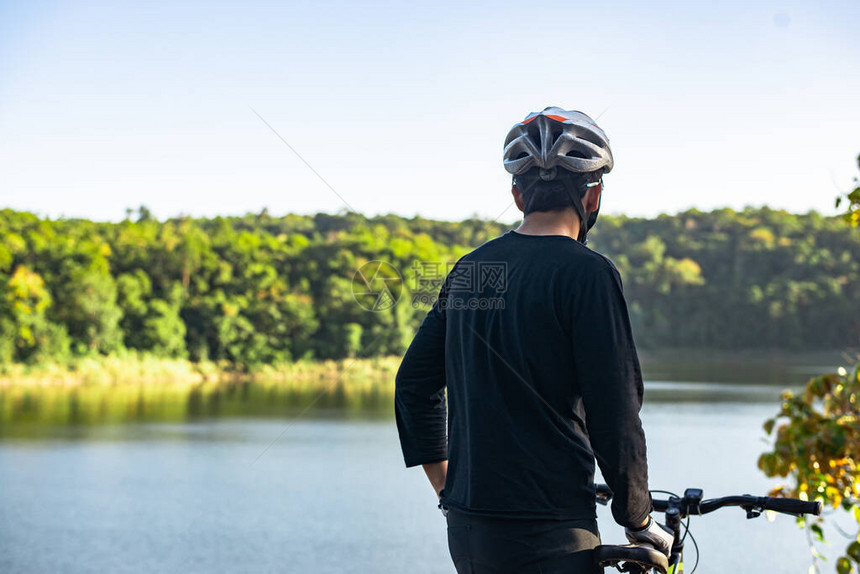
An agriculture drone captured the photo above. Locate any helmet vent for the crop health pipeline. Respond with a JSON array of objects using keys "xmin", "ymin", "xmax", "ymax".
[
  {"xmin": 502, "ymin": 108, "xmax": 614, "ymax": 176},
  {"xmin": 577, "ymin": 130, "xmax": 604, "ymax": 147},
  {"xmin": 526, "ymin": 126, "xmax": 542, "ymax": 149}
]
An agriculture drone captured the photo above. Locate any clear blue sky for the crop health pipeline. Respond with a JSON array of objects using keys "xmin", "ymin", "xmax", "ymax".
[{"xmin": 1, "ymin": 0, "xmax": 858, "ymax": 222}]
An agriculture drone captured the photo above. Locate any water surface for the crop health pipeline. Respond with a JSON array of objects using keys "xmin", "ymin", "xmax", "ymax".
[{"xmin": 0, "ymin": 358, "xmax": 846, "ymax": 573}]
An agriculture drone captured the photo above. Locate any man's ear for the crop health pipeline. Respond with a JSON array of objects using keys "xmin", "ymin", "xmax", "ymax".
[
  {"xmin": 512, "ymin": 185, "xmax": 525, "ymax": 213},
  {"xmin": 584, "ymin": 184, "xmax": 602, "ymax": 213}
]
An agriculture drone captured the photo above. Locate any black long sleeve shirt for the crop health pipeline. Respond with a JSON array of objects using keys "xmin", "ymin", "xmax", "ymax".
[{"xmin": 394, "ymin": 230, "xmax": 651, "ymax": 528}]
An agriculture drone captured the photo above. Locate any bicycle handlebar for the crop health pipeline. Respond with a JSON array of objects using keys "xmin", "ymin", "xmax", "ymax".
[
  {"xmin": 761, "ymin": 496, "xmax": 823, "ymax": 516},
  {"xmin": 652, "ymin": 495, "xmax": 822, "ymax": 516},
  {"xmin": 595, "ymin": 484, "xmax": 822, "ymax": 518}
]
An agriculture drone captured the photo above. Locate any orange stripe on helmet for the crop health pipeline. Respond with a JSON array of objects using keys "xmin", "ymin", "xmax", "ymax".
[{"xmin": 520, "ymin": 113, "xmax": 569, "ymax": 125}]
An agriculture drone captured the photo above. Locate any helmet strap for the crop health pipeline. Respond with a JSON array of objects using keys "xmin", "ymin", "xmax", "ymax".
[
  {"xmin": 560, "ymin": 177, "xmax": 590, "ymax": 244},
  {"xmin": 515, "ymin": 172, "xmax": 601, "ymax": 245}
]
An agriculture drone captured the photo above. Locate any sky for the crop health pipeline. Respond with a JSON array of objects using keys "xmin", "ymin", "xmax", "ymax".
[{"xmin": 0, "ymin": 0, "xmax": 858, "ymax": 223}]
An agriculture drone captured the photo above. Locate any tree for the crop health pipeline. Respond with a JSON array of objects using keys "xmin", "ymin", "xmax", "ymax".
[
  {"xmin": 759, "ymin": 364, "xmax": 860, "ymax": 573},
  {"xmin": 759, "ymin": 152, "xmax": 860, "ymax": 573},
  {"xmin": 1, "ymin": 265, "xmax": 70, "ymax": 363},
  {"xmin": 60, "ymin": 269, "xmax": 124, "ymax": 354},
  {"xmin": 141, "ymin": 285, "xmax": 187, "ymax": 358}
]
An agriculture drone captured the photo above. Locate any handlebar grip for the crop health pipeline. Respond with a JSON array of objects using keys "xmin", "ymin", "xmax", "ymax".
[
  {"xmin": 762, "ymin": 497, "xmax": 822, "ymax": 516},
  {"xmin": 595, "ymin": 484, "xmax": 613, "ymax": 497}
]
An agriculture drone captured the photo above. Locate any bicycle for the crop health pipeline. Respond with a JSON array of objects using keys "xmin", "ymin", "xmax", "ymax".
[{"xmin": 592, "ymin": 483, "xmax": 822, "ymax": 573}]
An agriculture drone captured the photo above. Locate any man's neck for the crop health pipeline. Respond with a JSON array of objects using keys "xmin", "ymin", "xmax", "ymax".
[{"xmin": 515, "ymin": 208, "xmax": 582, "ymax": 240}]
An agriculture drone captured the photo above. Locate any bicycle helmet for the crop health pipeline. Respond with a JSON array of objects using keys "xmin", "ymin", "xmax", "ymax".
[
  {"xmin": 503, "ymin": 107, "xmax": 613, "ymax": 177},
  {"xmin": 503, "ymin": 107, "xmax": 613, "ymax": 243}
]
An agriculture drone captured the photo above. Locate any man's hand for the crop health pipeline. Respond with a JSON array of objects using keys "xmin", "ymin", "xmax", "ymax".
[
  {"xmin": 422, "ymin": 460, "xmax": 448, "ymax": 497},
  {"xmin": 625, "ymin": 517, "xmax": 674, "ymax": 556}
]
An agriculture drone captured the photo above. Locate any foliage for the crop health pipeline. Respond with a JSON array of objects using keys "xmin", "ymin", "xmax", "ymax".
[
  {"xmin": 0, "ymin": 205, "xmax": 858, "ymax": 368},
  {"xmin": 759, "ymin": 362, "xmax": 860, "ymax": 573},
  {"xmin": 835, "ymin": 154, "xmax": 860, "ymax": 228}
]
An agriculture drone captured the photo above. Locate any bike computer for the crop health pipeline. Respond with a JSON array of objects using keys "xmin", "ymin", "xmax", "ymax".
[{"xmin": 684, "ymin": 488, "xmax": 704, "ymax": 514}]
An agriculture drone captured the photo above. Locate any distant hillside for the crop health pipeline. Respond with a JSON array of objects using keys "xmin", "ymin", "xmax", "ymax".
[{"xmin": 0, "ymin": 206, "xmax": 857, "ymax": 367}]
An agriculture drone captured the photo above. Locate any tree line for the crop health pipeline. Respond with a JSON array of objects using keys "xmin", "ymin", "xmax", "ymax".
[{"xmin": 0, "ymin": 206, "xmax": 857, "ymax": 368}]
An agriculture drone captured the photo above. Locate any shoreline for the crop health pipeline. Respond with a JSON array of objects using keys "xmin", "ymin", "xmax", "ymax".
[
  {"xmin": 0, "ymin": 355, "xmax": 401, "ymax": 388},
  {"xmin": 0, "ymin": 348, "xmax": 854, "ymax": 388},
  {"xmin": 638, "ymin": 347, "xmax": 856, "ymax": 366}
]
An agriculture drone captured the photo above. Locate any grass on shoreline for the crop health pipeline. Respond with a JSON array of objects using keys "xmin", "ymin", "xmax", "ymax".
[
  {"xmin": 1, "ymin": 348, "xmax": 853, "ymax": 389},
  {"xmin": 0, "ymin": 353, "xmax": 401, "ymax": 389}
]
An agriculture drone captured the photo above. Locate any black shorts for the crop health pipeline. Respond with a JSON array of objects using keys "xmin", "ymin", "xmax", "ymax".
[{"xmin": 445, "ymin": 507, "xmax": 602, "ymax": 574}]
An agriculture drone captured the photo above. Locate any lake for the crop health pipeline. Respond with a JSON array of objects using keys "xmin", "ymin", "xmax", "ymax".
[{"xmin": 0, "ymin": 356, "xmax": 849, "ymax": 573}]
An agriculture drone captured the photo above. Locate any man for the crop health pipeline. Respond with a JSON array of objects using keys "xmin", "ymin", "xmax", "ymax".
[{"xmin": 394, "ymin": 107, "xmax": 672, "ymax": 573}]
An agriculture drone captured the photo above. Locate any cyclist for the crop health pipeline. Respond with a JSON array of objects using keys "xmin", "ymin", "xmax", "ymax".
[{"xmin": 395, "ymin": 107, "xmax": 672, "ymax": 573}]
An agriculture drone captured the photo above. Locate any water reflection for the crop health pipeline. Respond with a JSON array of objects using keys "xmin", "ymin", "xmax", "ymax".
[
  {"xmin": 643, "ymin": 381, "xmax": 793, "ymax": 403},
  {"xmin": 0, "ymin": 355, "xmax": 827, "ymax": 437},
  {"xmin": 640, "ymin": 355, "xmax": 839, "ymax": 385},
  {"xmin": 0, "ymin": 380, "xmax": 396, "ymax": 437}
]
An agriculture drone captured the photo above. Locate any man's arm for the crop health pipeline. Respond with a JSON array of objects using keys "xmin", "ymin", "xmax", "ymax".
[
  {"xmin": 422, "ymin": 460, "xmax": 448, "ymax": 497},
  {"xmin": 394, "ymin": 286, "xmax": 448, "ymax": 483},
  {"xmin": 571, "ymin": 263, "xmax": 652, "ymax": 529}
]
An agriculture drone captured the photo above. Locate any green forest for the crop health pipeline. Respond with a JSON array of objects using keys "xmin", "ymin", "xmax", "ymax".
[{"xmin": 0, "ymin": 205, "xmax": 858, "ymax": 371}]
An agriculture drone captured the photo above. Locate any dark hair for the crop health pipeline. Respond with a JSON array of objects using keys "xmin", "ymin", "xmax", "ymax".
[{"xmin": 513, "ymin": 167, "xmax": 601, "ymax": 215}]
